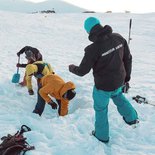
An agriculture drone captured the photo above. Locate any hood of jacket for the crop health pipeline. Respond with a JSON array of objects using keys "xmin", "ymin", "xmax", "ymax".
[
  {"xmin": 59, "ymin": 81, "xmax": 75, "ymax": 97},
  {"xmin": 88, "ymin": 24, "xmax": 113, "ymax": 43}
]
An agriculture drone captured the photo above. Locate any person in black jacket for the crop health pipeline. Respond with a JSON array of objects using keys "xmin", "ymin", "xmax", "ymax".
[
  {"xmin": 69, "ymin": 17, "xmax": 138, "ymax": 143},
  {"xmin": 16, "ymin": 46, "xmax": 43, "ymax": 87}
]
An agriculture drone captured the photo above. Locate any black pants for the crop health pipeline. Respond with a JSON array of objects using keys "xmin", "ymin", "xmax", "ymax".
[{"xmin": 33, "ymin": 82, "xmax": 45, "ymax": 116}]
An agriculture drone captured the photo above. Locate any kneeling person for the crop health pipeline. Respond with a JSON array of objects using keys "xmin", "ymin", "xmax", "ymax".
[{"xmin": 39, "ymin": 74, "xmax": 76, "ymax": 116}]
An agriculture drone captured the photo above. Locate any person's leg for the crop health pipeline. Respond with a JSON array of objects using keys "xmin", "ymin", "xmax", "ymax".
[
  {"xmin": 111, "ymin": 87, "xmax": 138, "ymax": 124},
  {"xmin": 93, "ymin": 86, "xmax": 110, "ymax": 142},
  {"xmin": 33, "ymin": 86, "xmax": 46, "ymax": 116}
]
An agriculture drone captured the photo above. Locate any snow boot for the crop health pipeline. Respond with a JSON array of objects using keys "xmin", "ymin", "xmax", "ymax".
[
  {"xmin": 123, "ymin": 117, "xmax": 139, "ymax": 128},
  {"xmin": 91, "ymin": 130, "xmax": 109, "ymax": 143}
]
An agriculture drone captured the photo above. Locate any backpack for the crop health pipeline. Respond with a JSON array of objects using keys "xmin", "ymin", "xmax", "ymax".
[
  {"xmin": 0, "ymin": 125, "xmax": 35, "ymax": 155},
  {"xmin": 34, "ymin": 63, "xmax": 50, "ymax": 78}
]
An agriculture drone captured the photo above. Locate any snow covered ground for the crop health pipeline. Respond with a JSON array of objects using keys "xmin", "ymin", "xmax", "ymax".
[{"xmin": 0, "ymin": 11, "xmax": 155, "ymax": 155}]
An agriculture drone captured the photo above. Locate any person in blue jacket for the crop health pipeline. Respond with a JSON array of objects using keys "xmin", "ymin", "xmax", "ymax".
[{"xmin": 69, "ymin": 17, "xmax": 138, "ymax": 143}]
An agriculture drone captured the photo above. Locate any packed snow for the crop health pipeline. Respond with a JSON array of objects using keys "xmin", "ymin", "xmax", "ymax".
[{"xmin": 0, "ymin": 11, "xmax": 155, "ymax": 155}]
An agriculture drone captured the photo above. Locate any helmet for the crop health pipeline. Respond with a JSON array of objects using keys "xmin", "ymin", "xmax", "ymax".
[{"xmin": 25, "ymin": 50, "xmax": 35, "ymax": 61}]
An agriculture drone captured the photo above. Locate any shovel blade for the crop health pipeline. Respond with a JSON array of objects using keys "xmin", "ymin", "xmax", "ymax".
[{"xmin": 12, "ymin": 73, "xmax": 20, "ymax": 83}]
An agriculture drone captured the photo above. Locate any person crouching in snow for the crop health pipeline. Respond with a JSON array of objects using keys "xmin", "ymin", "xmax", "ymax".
[
  {"xmin": 26, "ymin": 61, "xmax": 54, "ymax": 116},
  {"xmin": 16, "ymin": 46, "xmax": 43, "ymax": 87},
  {"xmin": 39, "ymin": 74, "xmax": 76, "ymax": 116}
]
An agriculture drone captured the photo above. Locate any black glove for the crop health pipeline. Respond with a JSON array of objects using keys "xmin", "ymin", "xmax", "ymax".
[
  {"xmin": 48, "ymin": 101, "xmax": 57, "ymax": 109},
  {"xmin": 28, "ymin": 89, "xmax": 34, "ymax": 95},
  {"xmin": 16, "ymin": 63, "xmax": 27, "ymax": 68},
  {"xmin": 16, "ymin": 63, "xmax": 22, "ymax": 67},
  {"xmin": 122, "ymin": 82, "xmax": 130, "ymax": 93},
  {"xmin": 69, "ymin": 64, "xmax": 76, "ymax": 73}
]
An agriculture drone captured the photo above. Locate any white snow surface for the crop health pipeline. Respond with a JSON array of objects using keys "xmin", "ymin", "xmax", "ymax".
[{"xmin": 0, "ymin": 11, "xmax": 155, "ymax": 155}]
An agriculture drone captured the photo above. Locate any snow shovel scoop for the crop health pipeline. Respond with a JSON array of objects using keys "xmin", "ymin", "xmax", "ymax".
[{"xmin": 12, "ymin": 56, "xmax": 20, "ymax": 83}]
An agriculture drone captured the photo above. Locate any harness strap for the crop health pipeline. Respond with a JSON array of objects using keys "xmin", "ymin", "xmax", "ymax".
[{"xmin": 34, "ymin": 63, "xmax": 48, "ymax": 78}]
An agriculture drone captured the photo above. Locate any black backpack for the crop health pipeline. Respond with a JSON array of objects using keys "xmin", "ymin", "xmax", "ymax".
[{"xmin": 0, "ymin": 125, "xmax": 35, "ymax": 155}]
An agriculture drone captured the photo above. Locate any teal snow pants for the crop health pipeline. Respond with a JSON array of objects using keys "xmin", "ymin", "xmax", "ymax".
[{"xmin": 93, "ymin": 86, "xmax": 138, "ymax": 141}]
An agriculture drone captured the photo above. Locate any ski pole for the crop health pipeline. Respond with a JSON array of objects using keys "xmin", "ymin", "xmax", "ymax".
[
  {"xmin": 132, "ymin": 95, "xmax": 155, "ymax": 107},
  {"xmin": 128, "ymin": 19, "xmax": 132, "ymax": 45},
  {"xmin": 123, "ymin": 19, "xmax": 132, "ymax": 93}
]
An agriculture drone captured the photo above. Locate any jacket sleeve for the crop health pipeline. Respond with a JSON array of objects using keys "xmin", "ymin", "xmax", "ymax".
[
  {"xmin": 70, "ymin": 46, "xmax": 98, "ymax": 76},
  {"xmin": 17, "ymin": 46, "xmax": 26, "ymax": 55},
  {"xmin": 17, "ymin": 46, "xmax": 33, "ymax": 55},
  {"xmin": 25, "ymin": 64, "xmax": 33, "ymax": 90},
  {"xmin": 39, "ymin": 84, "xmax": 53, "ymax": 103},
  {"xmin": 26, "ymin": 74, "xmax": 33, "ymax": 90},
  {"xmin": 19, "ymin": 64, "xmax": 27, "ymax": 68},
  {"xmin": 123, "ymin": 40, "xmax": 132, "ymax": 82},
  {"xmin": 59, "ymin": 98, "xmax": 69, "ymax": 116}
]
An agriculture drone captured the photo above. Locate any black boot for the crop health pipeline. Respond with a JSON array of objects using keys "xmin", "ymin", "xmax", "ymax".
[
  {"xmin": 92, "ymin": 130, "xmax": 109, "ymax": 143},
  {"xmin": 32, "ymin": 109, "xmax": 42, "ymax": 116},
  {"xmin": 123, "ymin": 117, "xmax": 139, "ymax": 125}
]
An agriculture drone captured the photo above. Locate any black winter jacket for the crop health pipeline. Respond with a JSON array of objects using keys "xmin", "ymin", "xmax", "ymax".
[{"xmin": 71, "ymin": 24, "xmax": 132, "ymax": 91}]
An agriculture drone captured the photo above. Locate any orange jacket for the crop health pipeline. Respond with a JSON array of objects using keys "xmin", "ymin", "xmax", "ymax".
[{"xmin": 39, "ymin": 74, "xmax": 75, "ymax": 103}]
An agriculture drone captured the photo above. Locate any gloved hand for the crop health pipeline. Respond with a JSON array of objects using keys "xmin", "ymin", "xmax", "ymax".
[
  {"xmin": 69, "ymin": 64, "xmax": 76, "ymax": 72},
  {"xmin": 122, "ymin": 82, "xmax": 130, "ymax": 93},
  {"xmin": 28, "ymin": 89, "xmax": 34, "ymax": 95},
  {"xmin": 16, "ymin": 63, "xmax": 22, "ymax": 67},
  {"xmin": 125, "ymin": 76, "xmax": 130, "ymax": 83},
  {"xmin": 48, "ymin": 101, "xmax": 57, "ymax": 109},
  {"xmin": 17, "ymin": 52, "xmax": 21, "ymax": 57}
]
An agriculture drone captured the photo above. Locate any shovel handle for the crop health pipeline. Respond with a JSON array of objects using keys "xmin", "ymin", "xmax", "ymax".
[{"xmin": 17, "ymin": 56, "xmax": 20, "ymax": 74}]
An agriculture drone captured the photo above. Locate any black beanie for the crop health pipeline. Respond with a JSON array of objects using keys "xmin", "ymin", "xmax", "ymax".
[{"xmin": 63, "ymin": 89, "xmax": 76, "ymax": 100}]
